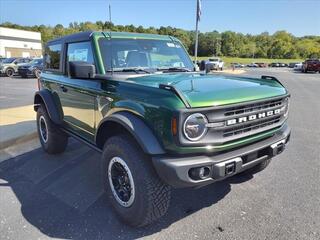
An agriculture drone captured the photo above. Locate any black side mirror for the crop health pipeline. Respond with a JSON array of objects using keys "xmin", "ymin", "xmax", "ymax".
[{"xmin": 69, "ymin": 61, "xmax": 96, "ymax": 79}]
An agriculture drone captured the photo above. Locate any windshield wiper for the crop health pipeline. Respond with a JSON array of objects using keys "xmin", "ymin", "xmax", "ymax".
[
  {"xmin": 157, "ymin": 67, "xmax": 192, "ymax": 72},
  {"xmin": 107, "ymin": 68, "xmax": 152, "ymax": 74}
]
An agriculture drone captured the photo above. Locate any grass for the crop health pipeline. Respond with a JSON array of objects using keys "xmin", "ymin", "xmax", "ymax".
[{"xmin": 192, "ymin": 56, "xmax": 304, "ymax": 67}]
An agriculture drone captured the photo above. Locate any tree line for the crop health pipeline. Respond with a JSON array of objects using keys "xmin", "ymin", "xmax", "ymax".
[{"xmin": 1, "ymin": 21, "xmax": 319, "ymax": 59}]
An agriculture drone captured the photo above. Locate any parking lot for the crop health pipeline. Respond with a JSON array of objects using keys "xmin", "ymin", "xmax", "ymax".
[
  {"xmin": 0, "ymin": 69, "xmax": 319, "ymax": 240},
  {"xmin": 0, "ymin": 76, "xmax": 37, "ymax": 109}
]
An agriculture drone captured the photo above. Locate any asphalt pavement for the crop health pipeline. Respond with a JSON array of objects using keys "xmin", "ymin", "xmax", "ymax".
[
  {"xmin": 0, "ymin": 69, "xmax": 319, "ymax": 240},
  {"xmin": 0, "ymin": 75, "xmax": 37, "ymax": 109}
]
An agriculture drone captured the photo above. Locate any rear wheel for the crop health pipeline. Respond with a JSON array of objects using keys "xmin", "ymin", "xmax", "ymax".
[
  {"xmin": 5, "ymin": 68, "xmax": 14, "ymax": 77},
  {"xmin": 101, "ymin": 135, "xmax": 171, "ymax": 227},
  {"xmin": 34, "ymin": 69, "xmax": 41, "ymax": 78},
  {"xmin": 36, "ymin": 104, "xmax": 68, "ymax": 154}
]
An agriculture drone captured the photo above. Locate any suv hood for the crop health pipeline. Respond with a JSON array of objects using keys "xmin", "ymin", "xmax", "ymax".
[{"xmin": 127, "ymin": 73, "xmax": 287, "ymax": 108}]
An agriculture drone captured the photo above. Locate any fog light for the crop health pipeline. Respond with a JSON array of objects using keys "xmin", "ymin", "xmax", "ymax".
[{"xmin": 189, "ymin": 166, "xmax": 211, "ymax": 180}]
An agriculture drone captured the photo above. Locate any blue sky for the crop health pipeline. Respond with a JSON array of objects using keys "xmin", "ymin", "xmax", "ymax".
[{"xmin": 0, "ymin": 0, "xmax": 319, "ymax": 36}]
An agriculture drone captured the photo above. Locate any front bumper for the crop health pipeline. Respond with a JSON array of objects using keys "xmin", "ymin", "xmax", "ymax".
[
  {"xmin": 18, "ymin": 69, "xmax": 34, "ymax": 76},
  {"xmin": 152, "ymin": 124, "xmax": 291, "ymax": 188}
]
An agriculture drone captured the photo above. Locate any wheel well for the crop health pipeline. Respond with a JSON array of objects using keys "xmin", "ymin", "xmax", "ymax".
[
  {"xmin": 34, "ymin": 94, "xmax": 44, "ymax": 111},
  {"xmin": 96, "ymin": 121, "xmax": 138, "ymax": 150}
]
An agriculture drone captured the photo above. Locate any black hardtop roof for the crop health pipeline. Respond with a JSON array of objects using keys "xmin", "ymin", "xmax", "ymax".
[
  {"xmin": 46, "ymin": 31, "xmax": 93, "ymax": 45},
  {"xmin": 46, "ymin": 31, "xmax": 176, "ymax": 46}
]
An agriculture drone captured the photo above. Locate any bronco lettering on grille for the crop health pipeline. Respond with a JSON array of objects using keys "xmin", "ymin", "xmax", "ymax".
[{"xmin": 226, "ymin": 108, "xmax": 281, "ymax": 126}]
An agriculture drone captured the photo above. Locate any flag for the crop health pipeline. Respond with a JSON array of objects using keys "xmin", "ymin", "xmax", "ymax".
[{"xmin": 197, "ymin": 0, "xmax": 202, "ymax": 22}]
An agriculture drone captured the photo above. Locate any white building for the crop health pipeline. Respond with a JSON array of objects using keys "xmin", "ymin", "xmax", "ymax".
[{"xmin": 0, "ymin": 27, "xmax": 42, "ymax": 58}]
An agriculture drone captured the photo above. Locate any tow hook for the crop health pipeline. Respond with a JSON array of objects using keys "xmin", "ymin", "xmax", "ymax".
[
  {"xmin": 271, "ymin": 139, "xmax": 286, "ymax": 156},
  {"xmin": 225, "ymin": 162, "xmax": 236, "ymax": 176}
]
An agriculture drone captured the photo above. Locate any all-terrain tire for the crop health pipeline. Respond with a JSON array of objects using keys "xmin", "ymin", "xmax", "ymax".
[
  {"xmin": 101, "ymin": 135, "xmax": 171, "ymax": 227},
  {"xmin": 36, "ymin": 104, "xmax": 68, "ymax": 154}
]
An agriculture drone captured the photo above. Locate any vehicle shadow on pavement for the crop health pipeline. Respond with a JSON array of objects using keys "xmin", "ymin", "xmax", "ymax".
[{"xmin": 0, "ymin": 141, "xmax": 254, "ymax": 239}]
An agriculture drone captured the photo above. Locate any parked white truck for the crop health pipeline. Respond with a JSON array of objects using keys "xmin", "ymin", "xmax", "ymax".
[{"xmin": 207, "ymin": 57, "xmax": 224, "ymax": 71}]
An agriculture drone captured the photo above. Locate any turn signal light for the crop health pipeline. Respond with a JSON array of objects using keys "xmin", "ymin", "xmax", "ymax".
[{"xmin": 171, "ymin": 117, "xmax": 177, "ymax": 136}]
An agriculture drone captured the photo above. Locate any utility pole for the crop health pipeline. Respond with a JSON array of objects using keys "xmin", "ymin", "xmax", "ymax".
[
  {"xmin": 194, "ymin": 0, "xmax": 201, "ymax": 62},
  {"xmin": 109, "ymin": 4, "xmax": 112, "ymax": 24}
]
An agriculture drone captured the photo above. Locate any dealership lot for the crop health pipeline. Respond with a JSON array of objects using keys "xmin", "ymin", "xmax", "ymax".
[
  {"xmin": 0, "ymin": 69, "xmax": 319, "ymax": 240},
  {"xmin": 0, "ymin": 76, "xmax": 37, "ymax": 109}
]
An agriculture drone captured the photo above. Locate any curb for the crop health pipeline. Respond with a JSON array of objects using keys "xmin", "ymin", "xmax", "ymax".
[{"xmin": 0, "ymin": 131, "xmax": 38, "ymax": 151}]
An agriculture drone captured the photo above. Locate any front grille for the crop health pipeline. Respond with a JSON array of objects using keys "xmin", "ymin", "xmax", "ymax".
[
  {"xmin": 221, "ymin": 98, "xmax": 286, "ymax": 138},
  {"xmin": 179, "ymin": 96, "xmax": 287, "ymax": 147},
  {"xmin": 224, "ymin": 98, "xmax": 283, "ymax": 117},
  {"xmin": 223, "ymin": 115, "xmax": 281, "ymax": 137}
]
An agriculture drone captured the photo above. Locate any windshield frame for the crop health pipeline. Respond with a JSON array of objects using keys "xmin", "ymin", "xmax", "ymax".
[{"xmin": 97, "ymin": 37, "xmax": 194, "ymax": 74}]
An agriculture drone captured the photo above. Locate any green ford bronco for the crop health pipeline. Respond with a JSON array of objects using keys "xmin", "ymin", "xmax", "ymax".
[{"xmin": 34, "ymin": 31, "xmax": 291, "ymax": 227}]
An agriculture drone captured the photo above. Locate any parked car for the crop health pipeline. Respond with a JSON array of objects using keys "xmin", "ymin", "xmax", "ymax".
[
  {"xmin": 247, "ymin": 63, "xmax": 259, "ymax": 67},
  {"xmin": 269, "ymin": 63, "xmax": 280, "ymax": 67},
  {"xmin": 279, "ymin": 63, "xmax": 288, "ymax": 67},
  {"xmin": 0, "ymin": 57, "xmax": 32, "ymax": 77},
  {"xmin": 289, "ymin": 62, "xmax": 299, "ymax": 68},
  {"xmin": 256, "ymin": 62, "xmax": 267, "ymax": 68},
  {"xmin": 34, "ymin": 31, "xmax": 291, "ymax": 227},
  {"xmin": 18, "ymin": 58, "xmax": 43, "ymax": 78},
  {"xmin": 206, "ymin": 57, "xmax": 224, "ymax": 71},
  {"xmin": 0, "ymin": 57, "xmax": 6, "ymax": 63},
  {"xmin": 231, "ymin": 63, "xmax": 245, "ymax": 68},
  {"xmin": 293, "ymin": 63, "xmax": 303, "ymax": 71},
  {"xmin": 302, "ymin": 59, "xmax": 320, "ymax": 73}
]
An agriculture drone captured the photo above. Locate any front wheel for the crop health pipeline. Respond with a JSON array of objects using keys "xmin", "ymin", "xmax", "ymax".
[
  {"xmin": 101, "ymin": 135, "xmax": 171, "ymax": 227},
  {"xmin": 5, "ymin": 68, "xmax": 14, "ymax": 77}
]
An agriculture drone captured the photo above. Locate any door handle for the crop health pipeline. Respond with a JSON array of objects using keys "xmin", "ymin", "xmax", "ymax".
[{"xmin": 60, "ymin": 85, "xmax": 68, "ymax": 92}]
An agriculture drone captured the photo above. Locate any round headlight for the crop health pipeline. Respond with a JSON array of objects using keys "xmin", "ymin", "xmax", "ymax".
[{"xmin": 183, "ymin": 113, "xmax": 208, "ymax": 141}]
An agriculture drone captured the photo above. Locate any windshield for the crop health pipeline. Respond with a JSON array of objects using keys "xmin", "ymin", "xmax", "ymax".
[
  {"xmin": 2, "ymin": 58, "xmax": 16, "ymax": 64},
  {"xmin": 98, "ymin": 38, "xmax": 194, "ymax": 72},
  {"xmin": 30, "ymin": 58, "xmax": 43, "ymax": 65}
]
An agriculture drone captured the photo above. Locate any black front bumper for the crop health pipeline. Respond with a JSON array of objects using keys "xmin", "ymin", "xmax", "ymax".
[
  {"xmin": 152, "ymin": 124, "xmax": 291, "ymax": 188},
  {"xmin": 18, "ymin": 69, "xmax": 34, "ymax": 76}
]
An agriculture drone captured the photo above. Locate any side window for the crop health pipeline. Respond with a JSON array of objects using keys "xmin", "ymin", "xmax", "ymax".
[
  {"xmin": 67, "ymin": 41, "xmax": 94, "ymax": 66},
  {"xmin": 44, "ymin": 44, "xmax": 62, "ymax": 70}
]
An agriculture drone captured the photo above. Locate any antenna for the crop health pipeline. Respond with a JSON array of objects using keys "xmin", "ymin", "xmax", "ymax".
[{"xmin": 107, "ymin": 3, "xmax": 113, "ymax": 75}]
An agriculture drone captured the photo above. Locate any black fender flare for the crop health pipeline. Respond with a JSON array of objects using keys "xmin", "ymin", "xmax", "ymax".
[
  {"xmin": 96, "ymin": 112, "xmax": 166, "ymax": 155},
  {"xmin": 34, "ymin": 89, "xmax": 63, "ymax": 125}
]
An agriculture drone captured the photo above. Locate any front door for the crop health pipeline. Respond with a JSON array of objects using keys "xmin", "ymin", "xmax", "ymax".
[{"xmin": 58, "ymin": 41, "xmax": 97, "ymax": 142}]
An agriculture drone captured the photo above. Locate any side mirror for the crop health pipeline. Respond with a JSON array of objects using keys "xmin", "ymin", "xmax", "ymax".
[{"xmin": 69, "ymin": 61, "xmax": 96, "ymax": 79}]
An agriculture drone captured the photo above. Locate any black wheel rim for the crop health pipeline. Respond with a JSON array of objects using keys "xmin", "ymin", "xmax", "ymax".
[{"xmin": 108, "ymin": 157, "xmax": 135, "ymax": 207}]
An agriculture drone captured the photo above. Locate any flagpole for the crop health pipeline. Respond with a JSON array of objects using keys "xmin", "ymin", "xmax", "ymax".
[
  {"xmin": 194, "ymin": 0, "xmax": 200, "ymax": 63},
  {"xmin": 194, "ymin": 16, "xmax": 199, "ymax": 63}
]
